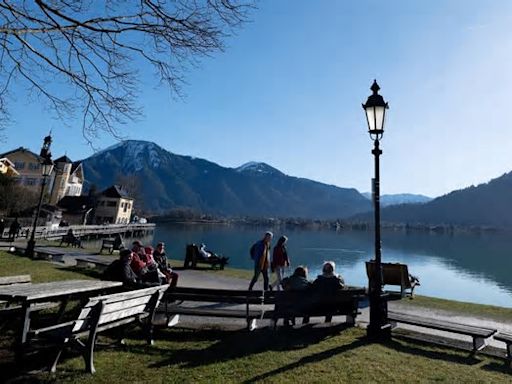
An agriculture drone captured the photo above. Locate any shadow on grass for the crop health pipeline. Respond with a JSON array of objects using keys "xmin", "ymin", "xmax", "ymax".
[
  {"xmin": 147, "ymin": 323, "xmax": 354, "ymax": 370},
  {"xmin": 387, "ymin": 336, "xmax": 482, "ymax": 366},
  {"xmin": 481, "ymin": 361, "xmax": 511, "ymax": 375}
]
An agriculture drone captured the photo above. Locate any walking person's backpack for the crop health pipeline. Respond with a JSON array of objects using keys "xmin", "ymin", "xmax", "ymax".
[{"xmin": 250, "ymin": 242, "xmax": 258, "ymax": 260}]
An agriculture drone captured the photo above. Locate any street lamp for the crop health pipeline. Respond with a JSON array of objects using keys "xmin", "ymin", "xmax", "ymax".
[
  {"xmin": 25, "ymin": 154, "xmax": 54, "ymax": 258},
  {"xmin": 362, "ymin": 80, "xmax": 390, "ymax": 340}
]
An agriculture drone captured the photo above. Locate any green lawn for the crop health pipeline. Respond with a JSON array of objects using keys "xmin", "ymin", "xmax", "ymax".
[{"xmin": 1, "ymin": 250, "xmax": 512, "ymax": 383}]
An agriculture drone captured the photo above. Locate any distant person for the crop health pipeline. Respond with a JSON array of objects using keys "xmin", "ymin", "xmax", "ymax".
[
  {"xmin": 312, "ymin": 261, "xmax": 345, "ymax": 322},
  {"xmin": 113, "ymin": 233, "xmax": 124, "ymax": 250},
  {"xmin": 0, "ymin": 218, "xmax": 5, "ymax": 239},
  {"xmin": 199, "ymin": 243, "xmax": 212, "ymax": 259},
  {"xmin": 248, "ymin": 231, "xmax": 273, "ymax": 291},
  {"xmin": 8, "ymin": 218, "xmax": 20, "ymax": 241},
  {"xmin": 269, "ymin": 235, "xmax": 290, "ymax": 291}
]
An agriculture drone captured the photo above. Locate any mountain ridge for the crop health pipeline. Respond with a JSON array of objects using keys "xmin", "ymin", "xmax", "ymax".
[{"xmin": 81, "ymin": 140, "xmax": 372, "ymax": 218}]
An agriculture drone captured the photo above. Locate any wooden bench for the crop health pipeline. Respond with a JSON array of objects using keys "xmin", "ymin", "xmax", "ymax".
[
  {"xmin": 183, "ymin": 244, "xmax": 229, "ymax": 270},
  {"xmin": 99, "ymin": 239, "xmax": 116, "ymax": 254},
  {"xmin": 388, "ymin": 311, "xmax": 497, "ymax": 354},
  {"xmin": 75, "ymin": 257, "xmax": 112, "ymax": 272},
  {"xmin": 0, "ymin": 275, "xmax": 32, "ymax": 315},
  {"xmin": 492, "ymin": 332, "xmax": 512, "ymax": 366},
  {"xmin": 266, "ymin": 288, "xmax": 366, "ymax": 328},
  {"xmin": 161, "ymin": 287, "xmax": 266, "ymax": 331},
  {"xmin": 366, "ymin": 261, "xmax": 420, "ymax": 298},
  {"xmin": 28, "ymin": 285, "xmax": 169, "ymax": 374},
  {"xmin": 60, "ymin": 233, "xmax": 82, "ymax": 248}
]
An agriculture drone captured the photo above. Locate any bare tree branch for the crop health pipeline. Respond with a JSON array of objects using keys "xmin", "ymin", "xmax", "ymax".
[{"xmin": 0, "ymin": 0, "xmax": 253, "ymax": 142}]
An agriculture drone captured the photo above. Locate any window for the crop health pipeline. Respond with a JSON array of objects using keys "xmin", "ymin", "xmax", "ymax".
[
  {"xmin": 107, "ymin": 201, "xmax": 117, "ymax": 207},
  {"xmin": 25, "ymin": 178, "xmax": 36, "ymax": 186},
  {"xmin": 29, "ymin": 162, "xmax": 40, "ymax": 171},
  {"xmin": 14, "ymin": 161, "xmax": 25, "ymax": 170}
]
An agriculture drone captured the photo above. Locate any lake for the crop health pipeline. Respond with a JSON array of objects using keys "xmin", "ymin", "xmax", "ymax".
[{"xmin": 152, "ymin": 223, "xmax": 512, "ymax": 308}]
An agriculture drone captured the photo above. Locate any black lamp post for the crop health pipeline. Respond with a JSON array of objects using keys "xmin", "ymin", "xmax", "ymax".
[
  {"xmin": 362, "ymin": 80, "xmax": 390, "ymax": 340},
  {"xmin": 25, "ymin": 145, "xmax": 54, "ymax": 258}
]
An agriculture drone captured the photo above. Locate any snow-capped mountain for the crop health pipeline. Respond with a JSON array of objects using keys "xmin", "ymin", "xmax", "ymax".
[
  {"xmin": 82, "ymin": 140, "xmax": 371, "ymax": 217},
  {"xmin": 235, "ymin": 162, "xmax": 283, "ymax": 176}
]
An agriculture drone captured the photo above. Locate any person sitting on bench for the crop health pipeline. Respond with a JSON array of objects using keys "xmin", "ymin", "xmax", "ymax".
[
  {"xmin": 103, "ymin": 249, "xmax": 158, "ymax": 288},
  {"xmin": 311, "ymin": 261, "xmax": 345, "ymax": 322},
  {"xmin": 153, "ymin": 242, "xmax": 179, "ymax": 288},
  {"xmin": 281, "ymin": 266, "xmax": 312, "ymax": 326},
  {"xmin": 130, "ymin": 242, "xmax": 161, "ymax": 285}
]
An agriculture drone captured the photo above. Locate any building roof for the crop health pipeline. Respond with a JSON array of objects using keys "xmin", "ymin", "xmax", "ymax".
[
  {"xmin": 54, "ymin": 155, "xmax": 72, "ymax": 164},
  {"xmin": 0, "ymin": 147, "xmax": 43, "ymax": 160},
  {"xmin": 57, "ymin": 196, "xmax": 95, "ymax": 213},
  {"xmin": 70, "ymin": 161, "xmax": 82, "ymax": 175},
  {"xmin": 100, "ymin": 185, "xmax": 133, "ymax": 199}
]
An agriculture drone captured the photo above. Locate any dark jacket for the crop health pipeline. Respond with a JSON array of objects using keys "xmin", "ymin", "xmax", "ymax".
[
  {"xmin": 282, "ymin": 275, "xmax": 311, "ymax": 291},
  {"xmin": 311, "ymin": 275, "xmax": 345, "ymax": 294},
  {"xmin": 103, "ymin": 259, "xmax": 138, "ymax": 287}
]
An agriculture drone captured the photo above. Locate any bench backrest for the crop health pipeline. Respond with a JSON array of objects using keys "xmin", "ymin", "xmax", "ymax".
[
  {"xmin": 0, "ymin": 274, "xmax": 31, "ymax": 286},
  {"xmin": 366, "ymin": 262, "xmax": 411, "ymax": 288},
  {"xmin": 102, "ymin": 239, "xmax": 115, "ymax": 245},
  {"xmin": 168, "ymin": 286, "xmax": 264, "ymax": 304},
  {"xmin": 72, "ymin": 285, "xmax": 169, "ymax": 333},
  {"xmin": 274, "ymin": 288, "xmax": 364, "ymax": 316}
]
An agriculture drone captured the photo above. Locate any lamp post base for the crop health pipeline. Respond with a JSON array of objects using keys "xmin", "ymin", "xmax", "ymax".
[
  {"xmin": 25, "ymin": 239, "xmax": 36, "ymax": 258},
  {"xmin": 367, "ymin": 291, "xmax": 390, "ymax": 341}
]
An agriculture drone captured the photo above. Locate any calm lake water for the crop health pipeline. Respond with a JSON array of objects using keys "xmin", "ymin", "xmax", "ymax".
[{"xmin": 152, "ymin": 223, "xmax": 512, "ymax": 308}]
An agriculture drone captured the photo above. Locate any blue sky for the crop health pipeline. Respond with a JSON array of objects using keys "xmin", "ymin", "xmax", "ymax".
[{"xmin": 2, "ymin": 1, "xmax": 512, "ymax": 198}]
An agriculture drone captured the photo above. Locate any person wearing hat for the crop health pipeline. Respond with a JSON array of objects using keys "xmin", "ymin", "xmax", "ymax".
[{"xmin": 248, "ymin": 231, "xmax": 273, "ymax": 291}]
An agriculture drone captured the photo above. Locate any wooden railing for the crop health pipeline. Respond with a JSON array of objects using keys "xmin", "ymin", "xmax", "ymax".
[{"xmin": 17, "ymin": 223, "xmax": 156, "ymax": 240}]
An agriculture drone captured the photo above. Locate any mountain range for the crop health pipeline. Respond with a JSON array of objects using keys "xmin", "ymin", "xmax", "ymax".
[
  {"xmin": 355, "ymin": 172, "xmax": 512, "ymax": 228},
  {"xmin": 361, "ymin": 193, "xmax": 432, "ymax": 207},
  {"xmin": 81, "ymin": 140, "xmax": 371, "ymax": 218}
]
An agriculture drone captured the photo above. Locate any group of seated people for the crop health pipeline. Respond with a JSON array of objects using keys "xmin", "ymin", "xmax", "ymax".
[
  {"xmin": 280, "ymin": 261, "xmax": 345, "ymax": 325},
  {"xmin": 103, "ymin": 240, "xmax": 178, "ymax": 289}
]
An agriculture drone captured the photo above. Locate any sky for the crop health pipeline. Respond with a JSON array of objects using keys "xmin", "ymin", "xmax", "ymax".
[{"xmin": 2, "ymin": 1, "xmax": 512, "ymax": 198}]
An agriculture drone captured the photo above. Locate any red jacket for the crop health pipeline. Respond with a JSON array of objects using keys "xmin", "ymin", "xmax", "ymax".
[{"xmin": 272, "ymin": 245, "xmax": 289, "ymax": 267}]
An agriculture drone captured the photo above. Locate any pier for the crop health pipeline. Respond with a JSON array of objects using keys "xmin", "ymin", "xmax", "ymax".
[{"xmin": 14, "ymin": 223, "xmax": 156, "ymax": 241}]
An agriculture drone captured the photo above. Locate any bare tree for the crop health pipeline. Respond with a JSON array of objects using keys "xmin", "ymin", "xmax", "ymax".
[{"xmin": 0, "ymin": 1, "xmax": 252, "ymax": 142}]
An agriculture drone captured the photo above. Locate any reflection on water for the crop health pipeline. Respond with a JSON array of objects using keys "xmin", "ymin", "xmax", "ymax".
[{"xmin": 153, "ymin": 223, "xmax": 512, "ymax": 308}]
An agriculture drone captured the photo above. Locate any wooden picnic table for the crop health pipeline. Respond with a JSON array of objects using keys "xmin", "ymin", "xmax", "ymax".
[{"xmin": 0, "ymin": 279, "xmax": 123, "ymax": 361}]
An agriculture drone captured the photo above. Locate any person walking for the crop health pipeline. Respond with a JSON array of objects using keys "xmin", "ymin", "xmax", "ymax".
[
  {"xmin": 248, "ymin": 231, "xmax": 273, "ymax": 291},
  {"xmin": 269, "ymin": 235, "xmax": 290, "ymax": 291},
  {"xmin": 0, "ymin": 218, "xmax": 5, "ymax": 239}
]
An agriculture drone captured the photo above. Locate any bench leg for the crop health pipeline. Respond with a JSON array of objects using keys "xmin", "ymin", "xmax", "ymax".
[
  {"xmin": 84, "ymin": 334, "xmax": 97, "ymax": 374},
  {"xmin": 247, "ymin": 318, "xmax": 257, "ymax": 332},
  {"xmin": 506, "ymin": 343, "xmax": 512, "ymax": 367},
  {"xmin": 50, "ymin": 342, "xmax": 67, "ymax": 373},
  {"xmin": 346, "ymin": 315, "xmax": 355, "ymax": 327},
  {"xmin": 472, "ymin": 336, "xmax": 488, "ymax": 354},
  {"xmin": 166, "ymin": 314, "xmax": 180, "ymax": 328}
]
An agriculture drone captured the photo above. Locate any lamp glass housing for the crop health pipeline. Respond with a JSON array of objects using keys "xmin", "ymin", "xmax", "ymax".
[{"xmin": 41, "ymin": 160, "xmax": 54, "ymax": 176}]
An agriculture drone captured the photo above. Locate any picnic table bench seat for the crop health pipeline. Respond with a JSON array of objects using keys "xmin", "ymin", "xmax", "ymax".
[
  {"xmin": 0, "ymin": 275, "xmax": 57, "ymax": 317},
  {"xmin": 28, "ymin": 284, "xmax": 169, "ymax": 374},
  {"xmin": 388, "ymin": 311, "xmax": 497, "ymax": 354},
  {"xmin": 75, "ymin": 257, "xmax": 112, "ymax": 272}
]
